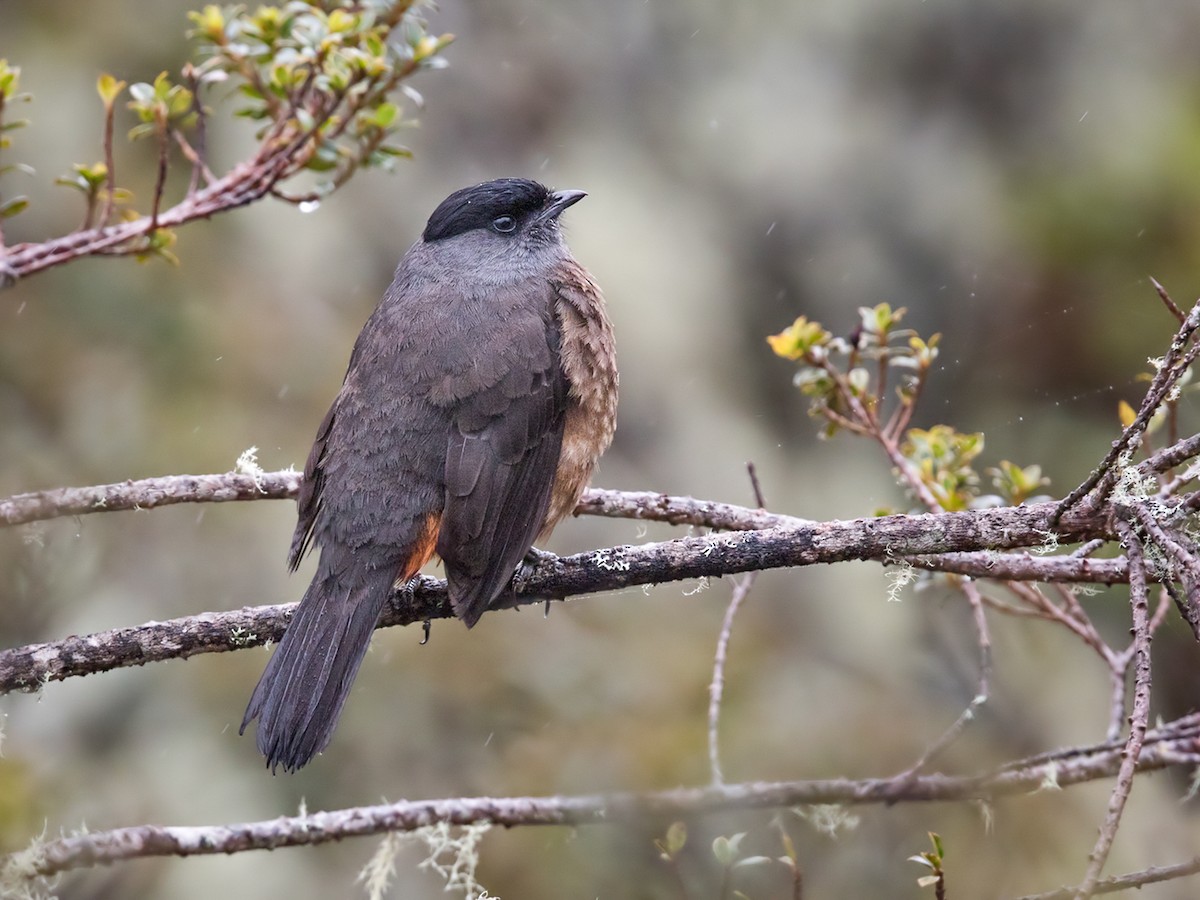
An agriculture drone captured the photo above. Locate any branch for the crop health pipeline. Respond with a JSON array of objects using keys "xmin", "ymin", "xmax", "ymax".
[
  {"xmin": 2, "ymin": 471, "xmax": 1147, "ymax": 582},
  {"xmin": 0, "ymin": 470, "xmax": 303, "ymax": 526},
  {"xmin": 0, "ymin": 4, "xmax": 453, "ymax": 286},
  {"xmin": 0, "ymin": 500, "xmax": 1116, "ymax": 692},
  {"xmin": 0, "ymin": 471, "xmax": 802, "ymax": 531},
  {"xmin": 1018, "ymin": 855, "xmax": 1200, "ymax": 900},
  {"xmin": 1058, "ymin": 297, "xmax": 1200, "ymax": 516},
  {"xmin": 8, "ymin": 716, "xmax": 1198, "ymax": 881},
  {"xmin": 1075, "ymin": 521, "xmax": 1155, "ymax": 897}
]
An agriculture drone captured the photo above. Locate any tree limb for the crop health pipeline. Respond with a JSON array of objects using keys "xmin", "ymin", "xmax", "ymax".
[
  {"xmin": 0, "ymin": 499, "xmax": 1119, "ymax": 693},
  {"xmin": 7, "ymin": 714, "xmax": 1197, "ymax": 881}
]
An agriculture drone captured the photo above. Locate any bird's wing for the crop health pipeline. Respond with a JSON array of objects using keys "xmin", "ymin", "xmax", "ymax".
[
  {"xmin": 437, "ymin": 306, "xmax": 569, "ymax": 627},
  {"xmin": 287, "ymin": 294, "xmax": 451, "ymax": 573},
  {"xmin": 288, "ymin": 400, "xmax": 337, "ymax": 571}
]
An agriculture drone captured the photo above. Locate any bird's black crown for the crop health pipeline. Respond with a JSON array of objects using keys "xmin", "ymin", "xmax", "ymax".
[{"xmin": 423, "ymin": 178, "xmax": 551, "ymax": 242}]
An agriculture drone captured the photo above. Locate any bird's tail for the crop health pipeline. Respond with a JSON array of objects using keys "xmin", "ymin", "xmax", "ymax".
[{"xmin": 240, "ymin": 560, "xmax": 394, "ymax": 773}]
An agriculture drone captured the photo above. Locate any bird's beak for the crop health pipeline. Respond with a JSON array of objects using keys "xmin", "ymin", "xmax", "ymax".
[{"xmin": 540, "ymin": 189, "xmax": 587, "ymax": 222}]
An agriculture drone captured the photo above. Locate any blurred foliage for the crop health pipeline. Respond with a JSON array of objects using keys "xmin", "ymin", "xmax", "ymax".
[
  {"xmin": 0, "ymin": 60, "xmax": 32, "ymax": 222},
  {"xmin": 5, "ymin": 0, "xmax": 1200, "ymax": 897}
]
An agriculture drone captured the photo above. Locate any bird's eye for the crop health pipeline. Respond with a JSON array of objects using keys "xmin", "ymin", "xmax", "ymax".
[{"xmin": 491, "ymin": 215, "xmax": 516, "ymax": 234}]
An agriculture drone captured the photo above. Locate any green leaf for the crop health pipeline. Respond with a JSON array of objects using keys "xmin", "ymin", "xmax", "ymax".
[
  {"xmin": 304, "ymin": 141, "xmax": 342, "ymax": 172},
  {"xmin": 987, "ymin": 460, "xmax": 1050, "ymax": 504},
  {"xmin": 128, "ymin": 80, "xmax": 155, "ymax": 105},
  {"xmin": 0, "ymin": 195, "xmax": 29, "ymax": 218},
  {"xmin": 327, "ymin": 8, "xmax": 357, "ymax": 33},
  {"xmin": 96, "ymin": 73, "xmax": 126, "ymax": 107},
  {"xmin": 187, "ymin": 5, "xmax": 227, "ymax": 43},
  {"xmin": 712, "ymin": 832, "xmax": 746, "ymax": 867},
  {"xmin": 128, "ymin": 122, "xmax": 158, "ymax": 141},
  {"xmin": 370, "ymin": 102, "xmax": 398, "ymax": 128},
  {"xmin": 767, "ymin": 315, "xmax": 831, "ymax": 360},
  {"xmin": 930, "ymin": 832, "xmax": 945, "ymax": 859},
  {"xmin": 0, "ymin": 60, "xmax": 20, "ymax": 99},
  {"xmin": 653, "ymin": 821, "xmax": 687, "ymax": 860}
]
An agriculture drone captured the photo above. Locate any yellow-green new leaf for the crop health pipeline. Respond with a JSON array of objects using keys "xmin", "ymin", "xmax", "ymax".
[{"xmin": 96, "ymin": 73, "xmax": 127, "ymax": 108}]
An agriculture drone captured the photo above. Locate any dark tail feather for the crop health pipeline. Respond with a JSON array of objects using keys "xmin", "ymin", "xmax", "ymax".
[{"xmin": 240, "ymin": 563, "xmax": 393, "ymax": 773}]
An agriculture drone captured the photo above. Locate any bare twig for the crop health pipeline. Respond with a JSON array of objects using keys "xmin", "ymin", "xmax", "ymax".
[
  {"xmin": 886, "ymin": 578, "xmax": 992, "ymax": 790},
  {"xmin": 179, "ymin": 64, "xmax": 211, "ymax": 195},
  {"xmin": 99, "ymin": 86, "xmax": 118, "ymax": 230},
  {"xmin": 0, "ymin": 470, "xmax": 304, "ymax": 526},
  {"xmin": 707, "ymin": 463, "xmax": 768, "ymax": 785},
  {"xmin": 1149, "ymin": 276, "xmax": 1185, "ymax": 324},
  {"xmin": 707, "ymin": 573, "xmax": 756, "ymax": 786},
  {"xmin": 1140, "ymin": 432, "xmax": 1200, "ymax": 477},
  {"xmin": 1017, "ymin": 854, "xmax": 1200, "ymax": 900},
  {"xmin": 901, "ymin": 551, "xmax": 1127, "ymax": 585},
  {"xmin": 1058, "ymin": 297, "xmax": 1200, "ymax": 519},
  {"xmin": 1074, "ymin": 521, "xmax": 1155, "ymax": 898},
  {"xmin": 0, "ymin": 472, "xmax": 805, "ymax": 531}
]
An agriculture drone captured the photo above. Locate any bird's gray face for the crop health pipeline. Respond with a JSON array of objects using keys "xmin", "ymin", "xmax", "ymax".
[{"xmin": 414, "ymin": 178, "xmax": 585, "ymax": 287}]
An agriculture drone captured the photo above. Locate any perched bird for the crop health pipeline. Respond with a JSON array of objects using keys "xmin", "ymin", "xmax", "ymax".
[{"xmin": 241, "ymin": 178, "xmax": 617, "ymax": 772}]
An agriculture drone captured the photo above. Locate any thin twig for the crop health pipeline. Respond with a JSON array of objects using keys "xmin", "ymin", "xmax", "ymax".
[
  {"xmin": 1020, "ymin": 855, "xmax": 1200, "ymax": 899},
  {"xmin": 0, "ymin": 470, "xmax": 304, "ymax": 526},
  {"xmin": 1104, "ymin": 671, "xmax": 1127, "ymax": 745},
  {"xmin": 707, "ymin": 573, "xmax": 756, "ymax": 786},
  {"xmin": 179, "ymin": 64, "xmax": 211, "ymax": 195},
  {"xmin": 707, "ymin": 463, "xmax": 769, "ymax": 785},
  {"xmin": 1057, "ymin": 296, "xmax": 1200, "ymax": 520},
  {"xmin": 1140, "ymin": 432, "xmax": 1200, "ymax": 477},
  {"xmin": 149, "ymin": 121, "xmax": 170, "ymax": 232},
  {"xmin": 901, "ymin": 551, "xmax": 1127, "ymax": 585},
  {"xmin": 99, "ymin": 87, "xmax": 118, "ymax": 229},
  {"xmin": 0, "ymin": 472, "xmax": 811, "ymax": 531},
  {"xmin": 1149, "ymin": 276, "xmax": 1185, "ymax": 324},
  {"xmin": 1005, "ymin": 582, "xmax": 1107, "ymax": 658},
  {"xmin": 885, "ymin": 578, "xmax": 991, "ymax": 790},
  {"xmin": 1075, "ymin": 521, "xmax": 1154, "ymax": 898}
]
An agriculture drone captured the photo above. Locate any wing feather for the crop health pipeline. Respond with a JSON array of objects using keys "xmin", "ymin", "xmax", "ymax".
[{"xmin": 437, "ymin": 314, "xmax": 568, "ymax": 626}]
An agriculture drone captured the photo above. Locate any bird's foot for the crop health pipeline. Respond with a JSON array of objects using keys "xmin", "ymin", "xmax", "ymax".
[
  {"xmin": 390, "ymin": 574, "xmax": 421, "ymax": 612},
  {"xmin": 512, "ymin": 546, "xmax": 558, "ymax": 594}
]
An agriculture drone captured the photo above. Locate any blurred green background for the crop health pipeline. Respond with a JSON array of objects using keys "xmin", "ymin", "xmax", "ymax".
[{"xmin": 4, "ymin": 0, "xmax": 1200, "ymax": 897}]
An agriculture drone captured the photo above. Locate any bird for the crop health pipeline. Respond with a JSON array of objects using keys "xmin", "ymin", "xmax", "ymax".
[{"xmin": 240, "ymin": 178, "xmax": 618, "ymax": 773}]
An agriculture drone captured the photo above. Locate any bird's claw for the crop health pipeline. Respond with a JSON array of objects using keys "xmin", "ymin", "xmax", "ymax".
[
  {"xmin": 512, "ymin": 546, "xmax": 558, "ymax": 594},
  {"xmin": 390, "ymin": 575, "xmax": 420, "ymax": 612}
]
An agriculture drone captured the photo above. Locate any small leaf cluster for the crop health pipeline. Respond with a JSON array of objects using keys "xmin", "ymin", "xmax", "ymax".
[
  {"xmin": 653, "ymin": 817, "xmax": 807, "ymax": 899},
  {"xmin": 128, "ymin": 72, "xmax": 197, "ymax": 141},
  {"xmin": 0, "ymin": 60, "xmax": 33, "ymax": 220},
  {"xmin": 0, "ymin": 2, "xmax": 450, "ymax": 273},
  {"xmin": 908, "ymin": 832, "xmax": 946, "ymax": 896},
  {"xmin": 54, "ymin": 163, "xmax": 133, "ymax": 220},
  {"xmin": 769, "ymin": 304, "xmax": 1048, "ymax": 510},
  {"xmin": 768, "ymin": 303, "xmax": 936, "ymax": 440},
  {"xmin": 188, "ymin": 1, "xmax": 452, "ymax": 191}
]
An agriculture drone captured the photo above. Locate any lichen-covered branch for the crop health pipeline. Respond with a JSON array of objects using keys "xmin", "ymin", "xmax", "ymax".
[
  {"xmin": 0, "ymin": 499, "xmax": 1117, "ymax": 693},
  {"xmin": 0, "ymin": 473, "xmax": 799, "ymax": 531},
  {"xmin": 7, "ymin": 713, "xmax": 1198, "ymax": 881}
]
